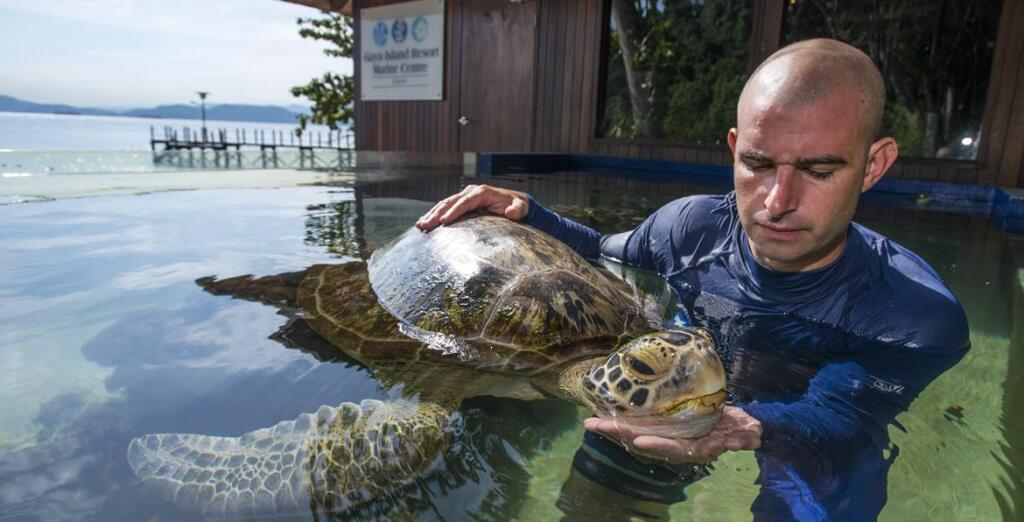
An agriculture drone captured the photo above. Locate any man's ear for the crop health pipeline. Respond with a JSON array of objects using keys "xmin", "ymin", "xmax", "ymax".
[
  {"xmin": 727, "ymin": 128, "xmax": 738, "ymax": 157},
  {"xmin": 862, "ymin": 137, "xmax": 898, "ymax": 193}
]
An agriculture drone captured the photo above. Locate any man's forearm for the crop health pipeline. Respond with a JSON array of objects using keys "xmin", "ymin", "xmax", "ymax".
[{"xmin": 522, "ymin": 195, "xmax": 603, "ymax": 258}]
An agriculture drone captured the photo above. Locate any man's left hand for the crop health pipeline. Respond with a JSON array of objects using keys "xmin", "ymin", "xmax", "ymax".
[{"xmin": 583, "ymin": 406, "xmax": 763, "ymax": 465}]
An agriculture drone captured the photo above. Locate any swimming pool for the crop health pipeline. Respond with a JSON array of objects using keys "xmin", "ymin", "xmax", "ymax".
[{"xmin": 0, "ymin": 160, "xmax": 1020, "ymax": 520}]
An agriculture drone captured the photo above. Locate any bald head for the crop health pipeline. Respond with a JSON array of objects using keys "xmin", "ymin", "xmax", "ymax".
[{"xmin": 740, "ymin": 39, "xmax": 886, "ymax": 143}]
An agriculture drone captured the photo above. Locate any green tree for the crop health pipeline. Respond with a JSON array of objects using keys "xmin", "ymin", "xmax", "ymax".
[
  {"xmin": 658, "ymin": 0, "xmax": 751, "ymax": 142},
  {"xmin": 600, "ymin": 0, "xmax": 753, "ymax": 143},
  {"xmin": 290, "ymin": 13, "xmax": 355, "ymax": 135},
  {"xmin": 783, "ymin": 0, "xmax": 1001, "ymax": 159}
]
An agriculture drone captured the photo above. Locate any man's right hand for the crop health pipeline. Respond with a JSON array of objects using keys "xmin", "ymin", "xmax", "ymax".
[
  {"xmin": 583, "ymin": 406, "xmax": 763, "ymax": 465},
  {"xmin": 416, "ymin": 184, "xmax": 530, "ymax": 232}
]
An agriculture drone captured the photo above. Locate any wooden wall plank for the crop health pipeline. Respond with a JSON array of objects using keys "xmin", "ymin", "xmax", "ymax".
[
  {"xmin": 747, "ymin": 0, "xmax": 784, "ymax": 72},
  {"xmin": 532, "ymin": 0, "xmax": 551, "ymax": 151},
  {"xmin": 887, "ymin": 162, "xmax": 903, "ymax": 180},
  {"xmin": 956, "ymin": 165, "xmax": 976, "ymax": 185},
  {"xmin": 585, "ymin": 0, "xmax": 607, "ymax": 154},
  {"xmin": 532, "ymin": 0, "xmax": 546, "ymax": 151},
  {"xmin": 979, "ymin": 0, "xmax": 1024, "ymax": 185},
  {"xmin": 545, "ymin": 0, "xmax": 563, "ymax": 152},
  {"xmin": 998, "ymin": 39, "xmax": 1024, "ymax": 187},
  {"xmin": 446, "ymin": 0, "xmax": 462, "ymax": 151},
  {"xmin": 559, "ymin": 1, "xmax": 578, "ymax": 152},
  {"xmin": 545, "ymin": 0, "xmax": 565, "ymax": 151},
  {"xmin": 574, "ymin": 0, "xmax": 594, "ymax": 151},
  {"xmin": 936, "ymin": 163, "xmax": 956, "ymax": 184},
  {"xmin": 531, "ymin": 0, "xmax": 545, "ymax": 150},
  {"xmin": 567, "ymin": 0, "xmax": 586, "ymax": 152}
]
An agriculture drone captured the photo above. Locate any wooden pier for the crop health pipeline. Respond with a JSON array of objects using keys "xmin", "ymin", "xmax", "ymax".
[
  {"xmin": 149, "ymin": 125, "xmax": 353, "ymax": 152},
  {"xmin": 149, "ymin": 125, "xmax": 355, "ymax": 170}
]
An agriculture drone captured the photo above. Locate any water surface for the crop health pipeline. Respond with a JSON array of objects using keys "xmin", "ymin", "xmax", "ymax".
[{"xmin": 0, "ymin": 166, "xmax": 1020, "ymax": 520}]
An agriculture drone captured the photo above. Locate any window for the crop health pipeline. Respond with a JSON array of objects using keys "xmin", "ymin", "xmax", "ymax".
[
  {"xmin": 598, "ymin": 0, "xmax": 755, "ymax": 143},
  {"xmin": 782, "ymin": 0, "xmax": 1003, "ymax": 160}
]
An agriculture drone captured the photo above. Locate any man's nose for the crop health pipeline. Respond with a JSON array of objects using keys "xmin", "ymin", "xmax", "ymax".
[{"xmin": 765, "ymin": 167, "xmax": 799, "ymax": 219}]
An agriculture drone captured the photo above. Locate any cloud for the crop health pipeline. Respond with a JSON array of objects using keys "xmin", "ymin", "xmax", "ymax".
[
  {"xmin": 0, "ymin": 0, "xmax": 353, "ymax": 107},
  {"xmin": 0, "ymin": 0, "xmax": 311, "ymax": 42}
]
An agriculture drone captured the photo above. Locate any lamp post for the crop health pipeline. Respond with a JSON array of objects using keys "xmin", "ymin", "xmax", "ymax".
[{"xmin": 196, "ymin": 91, "xmax": 209, "ymax": 142}]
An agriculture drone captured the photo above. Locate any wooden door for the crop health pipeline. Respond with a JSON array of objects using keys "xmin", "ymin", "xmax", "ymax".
[{"xmin": 457, "ymin": 0, "xmax": 537, "ymax": 152}]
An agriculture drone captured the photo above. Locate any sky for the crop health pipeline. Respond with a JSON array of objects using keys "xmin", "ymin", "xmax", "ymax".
[{"xmin": 0, "ymin": 0, "xmax": 354, "ymax": 109}]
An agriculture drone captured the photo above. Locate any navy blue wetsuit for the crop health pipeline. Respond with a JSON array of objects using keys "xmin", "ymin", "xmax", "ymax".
[{"xmin": 525, "ymin": 192, "xmax": 969, "ymax": 521}]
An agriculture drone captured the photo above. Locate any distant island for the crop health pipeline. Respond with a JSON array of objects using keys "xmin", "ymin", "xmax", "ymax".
[{"xmin": 0, "ymin": 95, "xmax": 307, "ymax": 124}]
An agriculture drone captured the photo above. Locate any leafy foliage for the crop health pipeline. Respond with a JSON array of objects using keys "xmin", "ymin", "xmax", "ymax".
[
  {"xmin": 600, "ymin": 0, "xmax": 1000, "ymax": 160},
  {"xmin": 290, "ymin": 13, "xmax": 355, "ymax": 135},
  {"xmin": 600, "ymin": 0, "xmax": 753, "ymax": 143},
  {"xmin": 781, "ymin": 0, "xmax": 1000, "ymax": 159}
]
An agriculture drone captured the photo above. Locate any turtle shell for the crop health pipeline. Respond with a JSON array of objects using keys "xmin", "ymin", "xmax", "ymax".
[{"xmin": 367, "ymin": 215, "xmax": 649, "ymax": 371}]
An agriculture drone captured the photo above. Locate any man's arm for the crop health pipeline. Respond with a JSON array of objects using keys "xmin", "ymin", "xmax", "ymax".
[
  {"xmin": 416, "ymin": 184, "xmax": 660, "ymax": 266},
  {"xmin": 524, "ymin": 196, "xmax": 702, "ymax": 277}
]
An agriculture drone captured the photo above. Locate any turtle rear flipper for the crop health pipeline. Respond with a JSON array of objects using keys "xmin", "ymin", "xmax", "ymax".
[{"xmin": 128, "ymin": 399, "xmax": 455, "ymax": 519}]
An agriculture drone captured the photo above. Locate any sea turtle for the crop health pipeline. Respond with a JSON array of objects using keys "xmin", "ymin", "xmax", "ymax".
[{"xmin": 127, "ymin": 215, "xmax": 726, "ymax": 519}]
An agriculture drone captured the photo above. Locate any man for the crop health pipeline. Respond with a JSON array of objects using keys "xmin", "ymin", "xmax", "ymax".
[{"xmin": 416, "ymin": 39, "xmax": 968, "ymax": 520}]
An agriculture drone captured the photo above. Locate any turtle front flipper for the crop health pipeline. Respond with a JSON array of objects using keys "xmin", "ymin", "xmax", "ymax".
[
  {"xmin": 128, "ymin": 398, "xmax": 456, "ymax": 519},
  {"xmin": 197, "ymin": 268, "xmax": 309, "ymax": 309}
]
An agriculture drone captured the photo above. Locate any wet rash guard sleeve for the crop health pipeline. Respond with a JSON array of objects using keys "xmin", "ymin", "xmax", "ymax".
[
  {"xmin": 738, "ymin": 334, "xmax": 968, "ymax": 521},
  {"xmin": 521, "ymin": 196, "xmax": 604, "ymax": 259},
  {"xmin": 737, "ymin": 253, "xmax": 972, "ymax": 455},
  {"xmin": 740, "ymin": 341, "xmax": 968, "ymax": 455},
  {"xmin": 523, "ymin": 194, "xmax": 714, "ymax": 273}
]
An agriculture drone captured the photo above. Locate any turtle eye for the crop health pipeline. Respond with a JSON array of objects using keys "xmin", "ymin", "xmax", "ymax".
[{"xmin": 628, "ymin": 357, "xmax": 656, "ymax": 377}]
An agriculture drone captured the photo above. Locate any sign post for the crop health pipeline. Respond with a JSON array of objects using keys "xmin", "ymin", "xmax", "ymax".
[{"xmin": 359, "ymin": 0, "xmax": 444, "ymax": 101}]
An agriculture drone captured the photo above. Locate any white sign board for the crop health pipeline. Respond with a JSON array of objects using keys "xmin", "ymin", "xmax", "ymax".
[{"xmin": 359, "ymin": 0, "xmax": 444, "ymax": 101}]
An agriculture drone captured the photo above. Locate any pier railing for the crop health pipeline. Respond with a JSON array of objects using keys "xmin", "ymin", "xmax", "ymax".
[
  {"xmin": 150, "ymin": 125, "xmax": 353, "ymax": 152},
  {"xmin": 149, "ymin": 125, "xmax": 354, "ymax": 168}
]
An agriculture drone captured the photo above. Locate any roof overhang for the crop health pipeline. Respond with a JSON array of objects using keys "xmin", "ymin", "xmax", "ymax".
[{"xmin": 281, "ymin": 0, "xmax": 353, "ymax": 16}]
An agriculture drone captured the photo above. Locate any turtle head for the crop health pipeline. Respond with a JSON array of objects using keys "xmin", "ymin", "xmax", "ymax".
[{"xmin": 583, "ymin": 328, "xmax": 727, "ymax": 438}]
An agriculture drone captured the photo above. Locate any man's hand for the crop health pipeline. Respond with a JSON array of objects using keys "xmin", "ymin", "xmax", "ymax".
[
  {"xmin": 583, "ymin": 406, "xmax": 763, "ymax": 465},
  {"xmin": 416, "ymin": 184, "xmax": 530, "ymax": 232}
]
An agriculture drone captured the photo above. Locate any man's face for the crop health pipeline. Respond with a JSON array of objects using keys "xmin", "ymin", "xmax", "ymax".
[{"xmin": 728, "ymin": 91, "xmax": 871, "ymax": 272}]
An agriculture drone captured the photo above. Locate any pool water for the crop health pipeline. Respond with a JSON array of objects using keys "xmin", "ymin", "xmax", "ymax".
[{"xmin": 0, "ymin": 166, "xmax": 1020, "ymax": 521}]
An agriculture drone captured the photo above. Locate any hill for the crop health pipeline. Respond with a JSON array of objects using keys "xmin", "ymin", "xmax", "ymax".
[
  {"xmin": 0, "ymin": 95, "xmax": 116, "ymax": 116},
  {"xmin": 0, "ymin": 95, "xmax": 305, "ymax": 124}
]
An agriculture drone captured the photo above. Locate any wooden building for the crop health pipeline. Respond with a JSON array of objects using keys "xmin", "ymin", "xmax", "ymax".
[{"xmin": 302, "ymin": 0, "xmax": 1024, "ymax": 188}]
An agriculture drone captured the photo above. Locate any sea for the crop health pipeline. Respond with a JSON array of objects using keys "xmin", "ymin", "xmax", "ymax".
[
  {"xmin": 0, "ymin": 110, "xmax": 349, "ymax": 201},
  {"xmin": 0, "ymin": 110, "xmax": 338, "ymax": 152}
]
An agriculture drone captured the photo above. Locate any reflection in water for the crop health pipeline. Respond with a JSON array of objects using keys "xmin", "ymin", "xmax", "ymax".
[
  {"xmin": 0, "ymin": 167, "xmax": 1020, "ymax": 520},
  {"xmin": 304, "ymin": 199, "xmax": 365, "ymax": 259},
  {"xmin": 126, "ymin": 214, "xmax": 726, "ymax": 519}
]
